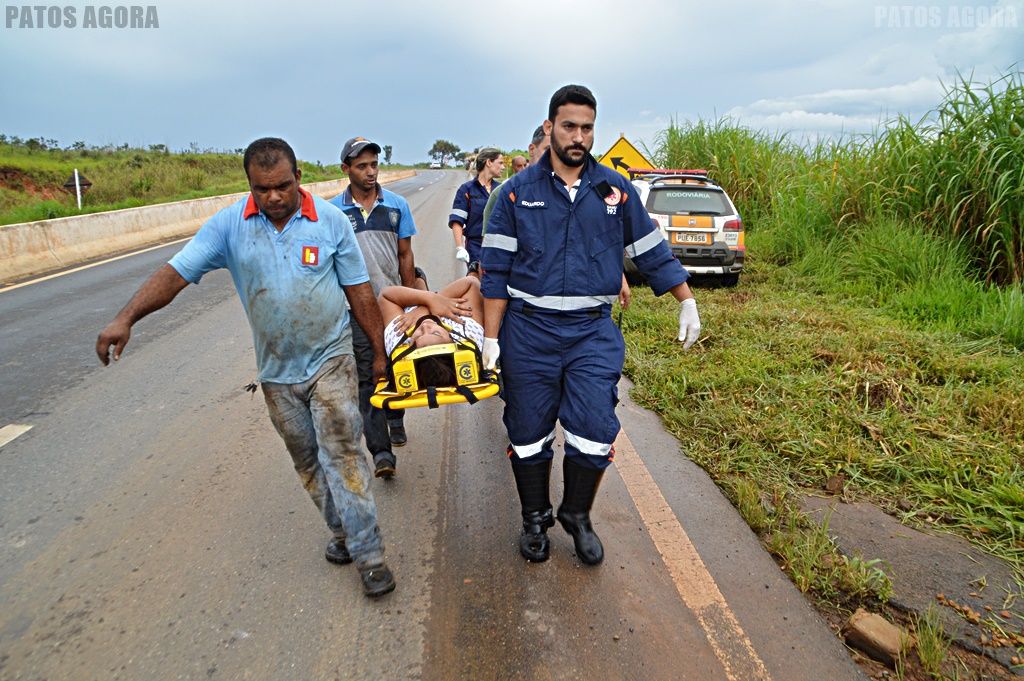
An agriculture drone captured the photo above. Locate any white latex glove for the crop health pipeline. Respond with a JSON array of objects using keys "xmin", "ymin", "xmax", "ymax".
[
  {"xmin": 455, "ymin": 247, "xmax": 470, "ymax": 263},
  {"xmin": 678, "ymin": 298, "xmax": 701, "ymax": 350},
  {"xmin": 482, "ymin": 337, "xmax": 500, "ymax": 370}
]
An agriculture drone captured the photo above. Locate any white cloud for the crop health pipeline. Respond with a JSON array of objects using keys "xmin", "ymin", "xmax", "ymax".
[
  {"xmin": 724, "ymin": 78, "xmax": 948, "ymax": 135},
  {"xmin": 933, "ymin": 0, "xmax": 1024, "ymax": 74},
  {"xmin": 2, "ymin": 0, "xmax": 1020, "ymax": 162}
]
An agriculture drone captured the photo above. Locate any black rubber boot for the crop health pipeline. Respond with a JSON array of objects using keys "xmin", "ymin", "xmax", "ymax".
[
  {"xmin": 511, "ymin": 460, "xmax": 554, "ymax": 562},
  {"xmin": 557, "ymin": 458, "xmax": 606, "ymax": 565}
]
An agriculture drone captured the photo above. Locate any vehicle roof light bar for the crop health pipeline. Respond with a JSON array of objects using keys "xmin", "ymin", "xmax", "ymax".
[{"xmin": 627, "ymin": 168, "xmax": 709, "ymax": 179}]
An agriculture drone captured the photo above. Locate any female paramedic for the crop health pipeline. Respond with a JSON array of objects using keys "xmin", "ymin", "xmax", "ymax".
[{"xmin": 449, "ymin": 148, "xmax": 505, "ymax": 270}]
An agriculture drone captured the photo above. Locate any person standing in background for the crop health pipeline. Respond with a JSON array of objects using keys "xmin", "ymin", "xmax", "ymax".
[{"xmin": 449, "ymin": 148, "xmax": 504, "ymax": 271}]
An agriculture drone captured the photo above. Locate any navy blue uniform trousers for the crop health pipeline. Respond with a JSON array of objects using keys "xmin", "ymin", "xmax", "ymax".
[{"xmin": 499, "ymin": 302, "xmax": 624, "ymax": 470}]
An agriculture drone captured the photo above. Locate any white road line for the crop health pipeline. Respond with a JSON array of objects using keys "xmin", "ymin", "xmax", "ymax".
[
  {"xmin": 0, "ymin": 237, "xmax": 192, "ymax": 295},
  {"xmin": 614, "ymin": 429, "xmax": 771, "ymax": 681},
  {"xmin": 0, "ymin": 424, "xmax": 33, "ymax": 449}
]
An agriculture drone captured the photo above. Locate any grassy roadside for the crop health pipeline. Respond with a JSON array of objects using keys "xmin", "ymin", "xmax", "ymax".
[
  {"xmin": 622, "ymin": 256, "xmax": 1024, "ymax": 676},
  {"xmin": 0, "ymin": 141, "xmax": 416, "ymax": 226},
  {"xmin": 621, "ymin": 71, "xmax": 1024, "ymax": 675},
  {"xmin": 623, "ymin": 255, "xmax": 1023, "ymax": 578}
]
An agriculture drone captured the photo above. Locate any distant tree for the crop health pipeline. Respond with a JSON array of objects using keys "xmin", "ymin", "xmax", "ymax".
[
  {"xmin": 383, "ymin": 144, "xmax": 393, "ymax": 165},
  {"xmin": 428, "ymin": 139, "xmax": 460, "ymax": 166},
  {"xmin": 25, "ymin": 137, "xmax": 44, "ymax": 153},
  {"xmin": 148, "ymin": 143, "xmax": 167, "ymax": 154},
  {"xmin": 70, "ymin": 141, "xmax": 86, "ymax": 151}
]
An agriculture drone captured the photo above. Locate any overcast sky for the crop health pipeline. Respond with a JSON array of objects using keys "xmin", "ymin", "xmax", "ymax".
[{"xmin": 1, "ymin": 0, "xmax": 1021, "ymax": 164}]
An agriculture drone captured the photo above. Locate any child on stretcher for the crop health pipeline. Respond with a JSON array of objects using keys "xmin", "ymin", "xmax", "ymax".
[{"xmin": 377, "ymin": 276, "xmax": 486, "ymax": 387}]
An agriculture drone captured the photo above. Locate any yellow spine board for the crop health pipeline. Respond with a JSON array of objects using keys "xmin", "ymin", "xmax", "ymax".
[{"xmin": 370, "ymin": 380, "xmax": 500, "ymax": 409}]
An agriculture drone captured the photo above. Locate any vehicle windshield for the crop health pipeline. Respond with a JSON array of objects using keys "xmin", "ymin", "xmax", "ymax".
[{"xmin": 648, "ymin": 187, "xmax": 731, "ymax": 215}]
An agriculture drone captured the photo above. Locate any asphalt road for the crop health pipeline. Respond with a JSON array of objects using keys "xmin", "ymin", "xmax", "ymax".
[{"xmin": 0, "ymin": 171, "xmax": 866, "ymax": 680}]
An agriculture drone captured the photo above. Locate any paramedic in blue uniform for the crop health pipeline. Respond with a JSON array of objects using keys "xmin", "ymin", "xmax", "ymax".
[
  {"xmin": 449, "ymin": 148, "xmax": 504, "ymax": 269},
  {"xmin": 95, "ymin": 138, "xmax": 396, "ymax": 597},
  {"xmin": 330, "ymin": 137, "xmax": 418, "ymax": 477},
  {"xmin": 481, "ymin": 85, "xmax": 702, "ymax": 565}
]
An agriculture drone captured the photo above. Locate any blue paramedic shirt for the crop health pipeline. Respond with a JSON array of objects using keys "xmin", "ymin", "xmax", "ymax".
[
  {"xmin": 449, "ymin": 176, "xmax": 501, "ymax": 243},
  {"xmin": 169, "ymin": 188, "xmax": 369, "ymax": 384},
  {"xmin": 481, "ymin": 151, "xmax": 687, "ymax": 310}
]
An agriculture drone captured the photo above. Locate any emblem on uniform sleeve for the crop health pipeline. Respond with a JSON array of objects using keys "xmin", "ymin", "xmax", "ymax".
[
  {"xmin": 389, "ymin": 209, "xmax": 399, "ymax": 228},
  {"xmin": 603, "ymin": 186, "xmax": 622, "ymax": 206},
  {"xmin": 301, "ymin": 245, "xmax": 319, "ymax": 266}
]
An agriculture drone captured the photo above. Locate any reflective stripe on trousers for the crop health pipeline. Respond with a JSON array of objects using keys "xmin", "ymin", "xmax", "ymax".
[{"xmin": 499, "ymin": 304, "xmax": 624, "ymax": 470}]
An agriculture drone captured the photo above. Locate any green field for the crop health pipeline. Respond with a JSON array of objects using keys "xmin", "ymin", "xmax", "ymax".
[
  {"xmin": 0, "ymin": 140, "xmax": 418, "ymax": 226},
  {"xmin": 622, "ymin": 71, "xmax": 1024, "ymax": 614}
]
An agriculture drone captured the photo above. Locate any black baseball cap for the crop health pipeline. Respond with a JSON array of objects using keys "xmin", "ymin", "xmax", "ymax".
[{"xmin": 340, "ymin": 137, "xmax": 382, "ymax": 164}]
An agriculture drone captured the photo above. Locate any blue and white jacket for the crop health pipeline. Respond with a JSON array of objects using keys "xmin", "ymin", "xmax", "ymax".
[{"xmin": 481, "ymin": 151, "xmax": 687, "ymax": 311}]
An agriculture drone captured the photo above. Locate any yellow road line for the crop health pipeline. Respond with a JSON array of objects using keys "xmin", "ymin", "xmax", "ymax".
[
  {"xmin": 614, "ymin": 430, "xmax": 771, "ymax": 681},
  {"xmin": 0, "ymin": 424, "xmax": 33, "ymax": 449},
  {"xmin": 0, "ymin": 237, "xmax": 192, "ymax": 294}
]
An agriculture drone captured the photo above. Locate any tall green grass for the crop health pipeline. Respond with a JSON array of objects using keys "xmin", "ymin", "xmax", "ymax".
[
  {"xmin": 623, "ymin": 71, "xmax": 1024, "ymax": 591},
  {"xmin": 656, "ymin": 71, "xmax": 1024, "ymax": 285},
  {"xmin": 653, "ymin": 70, "xmax": 1024, "ymax": 349}
]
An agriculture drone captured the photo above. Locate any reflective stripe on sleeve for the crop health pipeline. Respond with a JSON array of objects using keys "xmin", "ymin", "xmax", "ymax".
[
  {"xmin": 563, "ymin": 429, "xmax": 613, "ymax": 457},
  {"xmin": 626, "ymin": 229, "xmax": 666, "ymax": 258},
  {"xmin": 507, "ymin": 286, "xmax": 616, "ymax": 311},
  {"xmin": 482, "ymin": 234, "xmax": 518, "ymax": 252},
  {"xmin": 510, "ymin": 429, "xmax": 557, "ymax": 458},
  {"xmin": 450, "ymin": 209, "xmax": 468, "ymax": 220}
]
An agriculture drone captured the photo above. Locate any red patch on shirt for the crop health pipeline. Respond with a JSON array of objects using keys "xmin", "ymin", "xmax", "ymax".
[{"xmin": 301, "ymin": 245, "xmax": 319, "ymax": 266}]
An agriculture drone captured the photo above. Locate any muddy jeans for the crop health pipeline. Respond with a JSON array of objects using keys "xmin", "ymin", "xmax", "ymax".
[{"xmin": 261, "ymin": 354, "xmax": 384, "ymax": 568}]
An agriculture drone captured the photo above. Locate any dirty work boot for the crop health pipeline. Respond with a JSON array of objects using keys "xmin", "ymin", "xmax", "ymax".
[
  {"xmin": 557, "ymin": 458, "xmax": 606, "ymax": 566},
  {"xmin": 373, "ymin": 451, "xmax": 396, "ymax": 479},
  {"xmin": 388, "ymin": 418, "xmax": 407, "ymax": 447},
  {"xmin": 359, "ymin": 563, "xmax": 396, "ymax": 598},
  {"xmin": 511, "ymin": 459, "xmax": 554, "ymax": 562},
  {"xmin": 325, "ymin": 537, "xmax": 352, "ymax": 565}
]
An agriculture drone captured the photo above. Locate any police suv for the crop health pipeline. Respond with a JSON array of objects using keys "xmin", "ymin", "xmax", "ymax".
[{"xmin": 624, "ymin": 169, "xmax": 745, "ymax": 287}]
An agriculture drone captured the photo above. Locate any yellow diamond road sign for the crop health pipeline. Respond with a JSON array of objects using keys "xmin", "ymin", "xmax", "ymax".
[{"xmin": 598, "ymin": 135, "xmax": 652, "ymax": 177}]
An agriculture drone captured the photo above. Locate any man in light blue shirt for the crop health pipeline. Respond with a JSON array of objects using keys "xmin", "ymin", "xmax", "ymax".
[{"xmin": 96, "ymin": 138, "xmax": 396, "ymax": 598}]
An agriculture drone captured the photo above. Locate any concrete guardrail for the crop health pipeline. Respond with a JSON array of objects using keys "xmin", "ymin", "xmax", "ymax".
[{"xmin": 0, "ymin": 170, "xmax": 416, "ymax": 284}]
